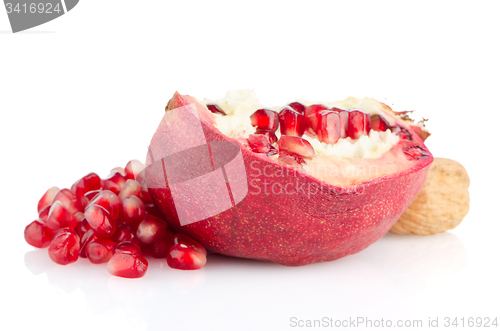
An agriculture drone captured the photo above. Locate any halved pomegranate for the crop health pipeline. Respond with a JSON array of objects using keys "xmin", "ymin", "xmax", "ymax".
[{"xmin": 145, "ymin": 90, "xmax": 433, "ymax": 266}]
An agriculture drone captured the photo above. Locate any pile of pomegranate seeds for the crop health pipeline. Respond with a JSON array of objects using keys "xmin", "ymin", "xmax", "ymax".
[{"xmin": 24, "ymin": 160, "xmax": 208, "ymax": 279}]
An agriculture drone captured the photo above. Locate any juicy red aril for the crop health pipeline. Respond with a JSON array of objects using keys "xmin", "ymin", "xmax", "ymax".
[
  {"xmin": 206, "ymin": 104, "xmax": 226, "ymax": 116},
  {"xmin": 250, "ymin": 109, "xmax": 279, "ymax": 131},
  {"xmin": 305, "ymin": 104, "xmax": 329, "ymax": 132},
  {"xmin": 144, "ymin": 203, "xmax": 162, "ymax": 218},
  {"xmin": 46, "ymin": 201, "xmax": 77, "ymax": 230},
  {"xmin": 79, "ymin": 228, "xmax": 98, "ymax": 257},
  {"xmin": 248, "ymin": 134, "xmax": 275, "ymax": 155},
  {"xmin": 255, "ymin": 128, "xmax": 278, "ymax": 144},
  {"xmin": 86, "ymin": 239, "xmax": 116, "ymax": 264},
  {"xmin": 151, "ymin": 231, "xmax": 176, "ymax": 258},
  {"xmin": 114, "ymin": 241, "xmax": 142, "ymax": 255},
  {"xmin": 333, "ymin": 107, "xmax": 349, "ymax": 138},
  {"xmin": 403, "ymin": 144, "xmax": 429, "ymax": 160},
  {"xmin": 392, "ymin": 126, "xmax": 412, "ymax": 140},
  {"xmin": 25, "ymin": 220, "xmax": 54, "ymax": 248},
  {"xmin": 38, "ymin": 204, "xmax": 51, "ymax": 222},
  {"xmin": 113, "ymin": 223, "xmax": 137, "ymax": 243},
  {"xmin": 174, "ymin": 234, "xmax": 207, "ymax": 255},
  {"xmin": 51, "ymin": 189, "xmax": 81, "ymax": 215},
  {"xmin": 167, "ymin": 244, "xmax": 207, "ymax": 270},
  {"xmin": 288, "ymin": 102, "xmax": 306, "ymax": 114},
  {"xmin": 348, "ymin": 110, "xmax": 371, "ymax": 139},
  {"xmin": 279, "ymin": 106, "xmax": 307, "ymax": 137},
  {"xmin": 120, "ymin": 195, "xmax": 146, "ymax": 226},
  {"xmin": 37, "ymin": 186, "xmax": 59, "ymax": 213},
  {"xmin": 84, "ymin": 204, "xmax": 117, "ymax": 239},
  {"xmin": 316, "ymin": 110, "xmax": 341, "ymax": 144},
  {"xmin": 107, "ymin": 252, "xmax": 148, "ymax": 278},
  {"xmin": 75, "ymin": 218, "xmax": 91, "ymax": 238},
  {"xmin": 278, "ymin": 136, "xmax": 316, "ymax": 159},
  {"xmin": 48, "ymin": 228, "xmax": 80, "ymax": 265},
  {"xmin": 87, "ymin": 190, "xmax": 120, "ymax": 221},
  {"xmin": 370, "ymin": 114, "xmax": 389, "ymax": 132},
  {"xmin": 118, "ymin": 180, "xmax": 142, "ymax": 200},
  {"xmin": 101, "ymin": 171, "xmax": 127, "ymax": 195},
  {"xmin": 124, "ymin": 160, "xmax": 145, "ymax": 180},
  {"xmin": 136, "ymin": 215, "xmax": 168, "ymax": 245},
  {"xmin": 72, "ymin": 172, "xmax": 101, "ymax": 209},
  {"xmin": 84, "ymin": 190, "xmax": 101, "ymax": 203}
]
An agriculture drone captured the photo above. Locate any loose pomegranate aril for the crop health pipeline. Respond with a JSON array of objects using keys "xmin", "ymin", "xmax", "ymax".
[
  {"xmin": 118, "ymin": 179, "xmax": 142, "ymax": 200},
  {"xmin": 151, "ymin": 231, "xmax": 176, "ymax": 258},
  {"xmin": 114, "ymin": 241, "xmax": 142, "ymax": 255},
  {"xmin": 136, "ymin": 215, "xmax": 168, "ymax": 245},
  {"xmin": 255, "ymin": 128, "xmax": 278, "ymax": 144},
  {"xmin": 167, "ymin": 244, "xmax": 207, "ymax": 270},
  {"xmin": 51, "ymin": 189, "xmax": 81, "ymax": 215},
  {"xmin": 84, "ymin": 190, "xmax": 101, "ymax": 203},
  {"xmin": 101, "ymin": 171, "xmax": 127, "ymax": 195},
  {"xmin": 174, "ymin": 234, "xmax": 207, "ymax": 255},
  {"xmin": 79, "ymin": 228, "xmax": 98, "ymax": 257},
  {"xmin": 316, "ymin": 110, "xmax": 341, "ymax": 144},
  {"xmin": 279, "ymin": 106, "xmax": 307, "ymax": 137},
  {"xmin": 113, "ymin": 222, "xmax": 138, "ymax": 243},
  {"xmin": 278, "ymin": 136, "xmax": 316, "ymax": 159},
  {"xmin": 38, "ymin": 204, "xmax": 51, "ymax": 222},
  {"xmin": 72, "ymin": 173, "xmax": 101, "ymax": 209},
  {"xmin": 288, "ymin": 101, "xmax": 305, "ymax": 114},
  {"xmin": 403, "ymin": 144, "xmax": 430, "ymax": 160},
  {"xmin": 124, "ymin": 160, "xmax": 145, "ymax": 180},
  {"xmin": 87, "ymin": 190, "xmax": 120, "ymax": 221},
  {"xmin": 206, "ymin": 104, "xmax": 226, "ymax": 116},
  {"xmin": 25, "ymin": 220, "xmax": 54, "ymax": 248},
  {"xmin": 248, "ymin": 134, "xmax": 273, "ymax": 154},
  {"xmin": 46, "ymin": 201, "xmax": 77, "ymax": 230},
  {"xmin": 37, "ymin": 186, "xmax": 59, "ymax": 213},
  {"xmin": 250, "ymin": 109, "xmax": 279, "ymax": 131},
  {"xmin": 107, "ymin": 252, "xmax": 148, "ymax": 278},
  {"xmin": 370, "ymin": 114, "xmax": 389, "ymax": 132},
  {"xmin": 75, "ymin": 218, "xmax": 91, "ymax": 238},
  {"xmin": 84, "ymin": 204, "xmax": 117, "ymax": 239},
  {"xmin": 120, "ymin": 195, "xmax": 146, "ymax": 226},
  {"xmin": 348, "ymin": 110, "xmax": 371, "ymax": 139},
  {"xmin": 48, "ymin": 228, "xmax": 80, "ymax": 265},
  {"xmin": 304, "ymin": 104, "xmax": 329, "ymax": 132},
  {"xmin": 86, "ymin": 239, "xmax": 116, "ymax": 264}
]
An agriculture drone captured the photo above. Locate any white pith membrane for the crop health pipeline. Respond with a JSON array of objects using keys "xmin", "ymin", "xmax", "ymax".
[{"xmin": 201, "ymin": 90, "xmax": 419, "ymax": 186}]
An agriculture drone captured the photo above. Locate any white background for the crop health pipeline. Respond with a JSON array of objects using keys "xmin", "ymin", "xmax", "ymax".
[{"xmin": 1, "ymin": 1, "xmax": 499, "ymax": 330}]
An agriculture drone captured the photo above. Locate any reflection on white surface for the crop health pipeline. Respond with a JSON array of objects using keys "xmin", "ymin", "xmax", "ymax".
[{"xmin": 23, "ymin": 232, "xmax": 468, "ymax": 330}]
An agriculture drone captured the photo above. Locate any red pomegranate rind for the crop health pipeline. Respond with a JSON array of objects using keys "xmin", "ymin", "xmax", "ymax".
[
  {"xmin": 348, "ymin": 110, "xmax": 371, "ymax": 139},
  {"xmin": 86, "ymin": 239, "xmax": 116, "ymax": 264},
  {"xmin": 174, "ymin": 234, "xmax": 207, "ymax": 255},
  {"xmin": 146, "ymin": 92, "xmax": 433, "ymax": 266},
  {"xmin": 370, "ymin": 114, "xmax": 389, "ymax": 132},
  {"xmin": 167, "ymin": 244, "xmax": 207, "ymax": 270},
  {"xmin": 48, "ymin": 228, "xmax": 80, "ymax": 265},
  {"xmin": 206, "ymin": 104, "xmax": 226, "ymax": 116},
  {"xmin": 304, "ymin": 104, "xmax": 328, "ymax": 132},
  {"xmin": 46, "ymin": 201, "xmax": 77, "ymax": 230},
  {"xmin": 250, "ymin": 109, "xmax": 279, "ymax": 131},
  {"xmin": 288, "ymin": 102, "xmax": 306, "ymax": 115},
  {"xmin": 279, "ymin": 106, "xmax": 307, "ymax": 137},
  {"xmin": 278, "ymin": 136, "xmax": 315, "ymax": 159},
  {"xmin": 114, "ymin": 241, "xmax": 142, "ymax": 255},
  {"xmin": 84, "ymin": 204, "xmax": 117, "ymax": 239},
  {"xmin": 107, "ymin": 252, "xmax": 148, "ymax": 278},
  {"xmin": 316, "ymin": 110, "xmax": 341, "ymax": 144},
  {"xmin": 25, "ymin": 220, "xmax": 54, "ymax": 248},
  {"xmin": 37, "ymin": 187, "xmax": 59, "ymax": 213}
]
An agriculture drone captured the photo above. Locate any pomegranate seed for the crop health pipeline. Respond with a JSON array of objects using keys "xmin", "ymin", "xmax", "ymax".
[
  {"xmin": 248, "ymin": 134, "xmax": 274, "ymax": 154},
  {"xmin": 113, "ymin": 222, "xmax": 138, "ymax": 243},
  {"xmin": 304, "ymin": 104, "xmax": 328, "ymax": 132},
  {"xmin": 114, "ymin": 241, "xmax": 142, "ymax": 255},
  {"xmin": 392, "ymin": 126, "xmax": 412, "ymax": 140},
  {"xmin": 250, "ymin": 109, "xmax": 279, "ymax": 131},
  {"xmin": 151, "ymin": 231, "xmax": 176, "ymax": 258},
  {"xmin": 403, "ymin": 144, "xmax": 429, "ymax": 160},
  {"xmin": 51, "ymin": 189, "xmax": 81, "ymax": 215},
  {"xmin": 87, "ymin": 190, "xmax": 120, "ymax": 221},
  {"xmin": 140, "ymin": 188, "xmax": 154, "ymax": 204},
  {"xmin": 206, "ymin": 104, "xmax": 226, "ymax": 116},
  {"xmin": 278, "ymin": 136, "xmax": 316, "ymax": 159},
  {"xmin": 255, "ymin": 128, "xmax": 278, "ymax": 144},
  {"xmin": 125, "ymin": 160, "xmax": 145, "ymax": 180},
  {"xmin": 79, "ymin": 228, "xmax": 98, "ymax": 257},
  {"xmin": 174, "ymin": 234, "xmax": 207, "ymax": 255},
  {"xmin": 110, "ymin": 167, "xmax": 126, "ymax": 176},
  {"xmin": 46, "ymin": 201, "xmax": 77, "ymax": 230},
  {"xmin": 75, "ymin": 218, "xmax": 91, "ymax": 238},
  {"xmin": 101, "ymin": 171, "xmax": 127, "ymax": 195},
  {"xmin": 333, "ymin": 107, "xmax": 349, "ymax": 138},
  {"xmin": 37, "ymin": 186, "xmax": 59, "ymax": 213},
  {"xmin": 118, "ymin": 179, "xmax": 142, "ymax": 200},
  {"xmin": 86, "ymin": 239, "xmax": 116, "ymax": 264},
  {"xmin": 370, "ymin": 114, "xmax": 389, "ymax": 132},
  {"xmin": 84, "ymin": 190, "xmax": 101, "ymax": 203},
  {"xmin": 38, "ymin": 204, "xmax": 51, "ymax": 223},
  {"xmin": 288, "ymin": 102, "xmax": 306, "ymax": 114},
  {"xmin": 279, "ymin": 106, "xmax": 307, "ymax": 137},
  {"xmin": 24, "ymin": 220, "xmax": 54, "ymax": 248},
  {"xmin": 120, "ymin": 195, "xmax": 146, "ymax": 226},
  {"xmin": 167, "ymin": 245, "xmax": 207, "ymax": 270},
  {"xmin": 316, "ymin": 110, "xmax": 341, "ymax": 144},
  {"xmin": 107, "ymin": 252, "xmax": 148, "ymax": 278},
  {"xmin": 348, "ymin": 110, "xmax": 371, "ymax": 139},
  {"xmin": 84, "ymin": 204, "xmax": 117, "ymax": 239},
  {"xmin": 136, "ymin": 215, "xmax": 168, "ymax": 245},
  {"xmin": 72, "ymin": 173, "xmax": 101, "ymax": 209},
  {"xmin": 48, "ymin": 228, "xmax": 80, "ymax": 265}
]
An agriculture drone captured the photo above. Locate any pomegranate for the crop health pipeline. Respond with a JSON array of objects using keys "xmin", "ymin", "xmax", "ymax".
[{"xmin": 145, "ymin": 90, "xmax": 433, "ymax": 266}]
